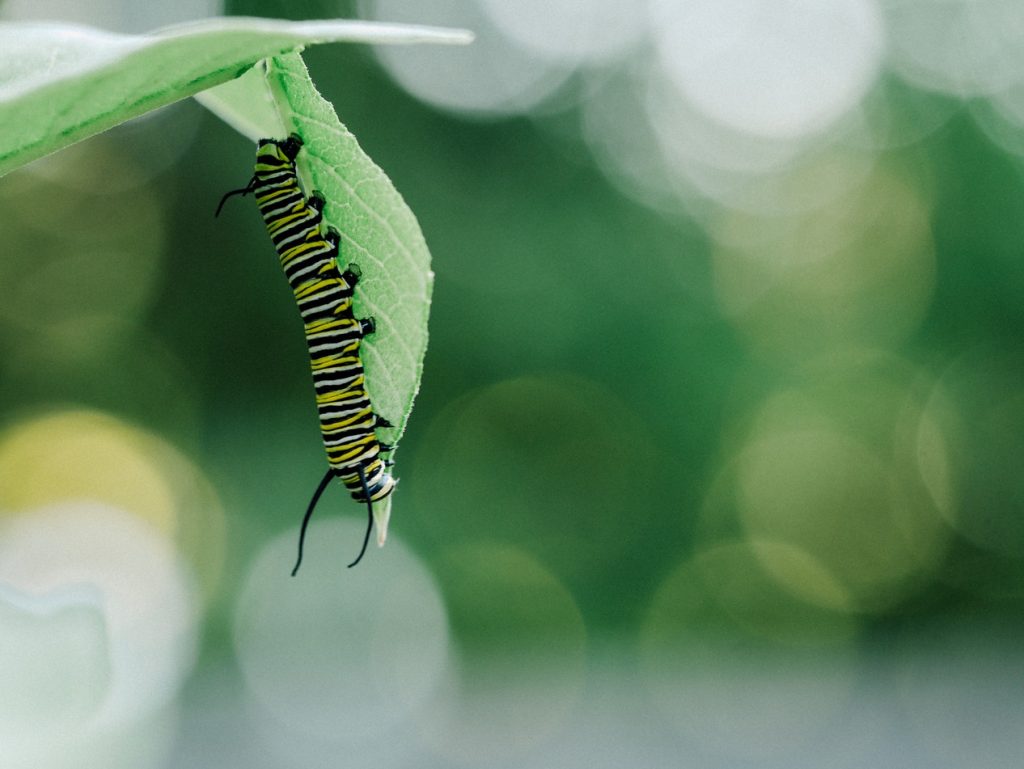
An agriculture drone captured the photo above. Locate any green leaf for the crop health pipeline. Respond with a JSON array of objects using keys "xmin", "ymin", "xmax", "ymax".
[
  {"xmin": 0, "ymin": 17, "xmax": 471, "ymax": 176},
  {"xmin": 193, "ymin": 55, "xmax": 284, "ymax": 140},
  {"xmin": 213, "ymin": 53, "xmax": 434, "ymax": 542}
]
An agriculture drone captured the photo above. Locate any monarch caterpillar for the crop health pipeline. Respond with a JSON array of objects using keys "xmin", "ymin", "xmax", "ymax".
[{"xmin": 218, "ymin": 135, "xmax": 397, "ymax": 574}]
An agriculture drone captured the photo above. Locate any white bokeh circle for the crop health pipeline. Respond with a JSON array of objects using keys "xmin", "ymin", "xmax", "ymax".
[
  {"xmin": 233, "ymin": 519, "xmax": 449, "ymax": 742},
  {"xmin": 649, "ymin": 0, "xmax": 884, "ymax": 139}
]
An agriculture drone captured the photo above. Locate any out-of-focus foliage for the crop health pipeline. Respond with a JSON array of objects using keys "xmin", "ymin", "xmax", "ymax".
[{"xmin": 1, "ymin": 1, "xmax": 1023, "ymax": 768}]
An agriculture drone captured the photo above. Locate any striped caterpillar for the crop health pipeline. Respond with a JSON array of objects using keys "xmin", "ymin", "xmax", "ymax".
[{"xmin": 218, "ymin": 135, "xmax": 396, "ymax": 574}]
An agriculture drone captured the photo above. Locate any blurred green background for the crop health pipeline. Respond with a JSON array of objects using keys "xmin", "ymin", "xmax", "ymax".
[{"xmin": 1, "ymin": 1, "xmax": 1023, "ymax": 768}]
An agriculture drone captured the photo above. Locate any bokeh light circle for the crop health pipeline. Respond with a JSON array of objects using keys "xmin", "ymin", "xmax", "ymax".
[
  {"xmin": 233, "ymin": 519, "xmax": 449, "ymax": 742},
  {"xmin": 360, "ymin": 0, "xmax": 573, "ymax": 117},
  {"xmin": 0, "ymin": 408, "xmax": 226, "ymax": 601},
  {"xmin": 884, "ymin": 0, "xmax": 1024, "ymax": 97},
  {"xmin": 0, "ymin": 140, "xmax": 165, "ymax": 355},
  {"xmin": 418, "ymin": 543, "xmax": 586, "ymax": 765},
  {"xmin": 924, "ymin": 345, "xmax": 1024, "ymax": 557},
  {"xmin": 479, "ymin": 0, "xmax": 647, "ymax": 64},
  {"xmin": 581, "ymin": 63, "xmax": 683, "ymax": 213},
  {"xmin": 649, "ymin": 0, "xmax": 884, "ymax": 139},
  {"xmin": 711, "ymin": 166, "xmax": 936, "ymax": 359},
  {"xmin": 0, "ymin": 501, "xmax": 198, "ymax": 729},
  {"xmin": 0, "ymin": 410, "xmax": 176, "ymax": 529},
  {"xmin": 644, "ymin": 64, "xmax": 804, "ymax": 201},
  {"xmin": 732, "ymin": 369, "xmax": 951, "ymax": 611},
  {"xmin": 0, "ymin": 584, "xmax": 109, "ymax": 753},
  {"xmin": 411, "ymin": 375, "xmax": 661, "ymax": 583},
  {"xmin": 640, "ymin": 545, "xmax": 858, "ymax": 760},
  {"xmin": 738, "ymin": 429, "xmax": 906, "ymax": 602}
]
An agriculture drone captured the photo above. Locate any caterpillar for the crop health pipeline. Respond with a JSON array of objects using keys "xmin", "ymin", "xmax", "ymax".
[{"xmin": 217, "ymin": 135, "xmax": 397, "ymax": 574}]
